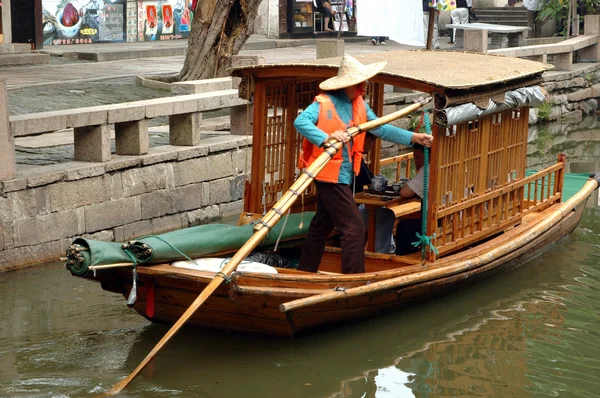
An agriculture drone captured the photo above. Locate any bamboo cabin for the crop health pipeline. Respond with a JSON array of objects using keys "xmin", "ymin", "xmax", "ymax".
[{"xmin": 66, "ymin": 50, "xmax": 600, "ymax": 338}]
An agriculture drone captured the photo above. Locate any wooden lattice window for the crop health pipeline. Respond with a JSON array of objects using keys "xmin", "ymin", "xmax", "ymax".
[{"xmin": 431, "ymin": 106, "xmax": 530, "ymax": 257}]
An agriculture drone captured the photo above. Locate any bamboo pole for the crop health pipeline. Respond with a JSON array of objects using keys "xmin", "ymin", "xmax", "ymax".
[
  {"xmin": 280, "ymin": 177, "xmax": 599, "ymax": 313},
  {"xmin": 89, "ymin": 263, "xmax": 134, "ymax": 271},
  {"xmin": 105, "ymin": 99, "xmax": 430, "ymax": 396}
]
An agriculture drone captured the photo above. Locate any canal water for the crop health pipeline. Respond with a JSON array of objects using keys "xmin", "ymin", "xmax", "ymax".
[{"xmin": 1, "ymin": 121, "xmax": 600, "ymax": 397}]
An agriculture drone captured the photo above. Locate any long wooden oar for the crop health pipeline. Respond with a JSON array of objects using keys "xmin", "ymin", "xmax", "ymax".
[
  {"xmin": 105, "ymin": 99, "xmax": 430, "ymax": 395},
  {"xmin": 279, "ymin": 176, "xmax": 600, "ymax": 314}
]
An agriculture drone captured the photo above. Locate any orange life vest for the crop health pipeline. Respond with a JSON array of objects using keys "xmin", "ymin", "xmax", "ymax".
[{"xmin": 298, "ymin": 94, "xmax": 367, "ymax": 183}]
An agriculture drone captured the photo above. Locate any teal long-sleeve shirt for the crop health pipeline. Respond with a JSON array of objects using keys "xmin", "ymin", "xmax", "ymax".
[{"xmin": 294, "ymin": 90, "xmax": 415, "ymax": 185}]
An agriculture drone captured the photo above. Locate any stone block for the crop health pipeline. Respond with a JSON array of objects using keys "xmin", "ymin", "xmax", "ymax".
[
  {"xmin": 46, "ymin": 175, "xmax": 112, "ymax": 213},
  {"xmin": 187, "ymin": 205, "xmax": 220, "ymax": 226},
  {"xmin": 79, "ymin": 230, "xmax": 114, "ymax": 242},
  {"xmin": 1, "ymin": 178, "xmax": 27, "ymax": 193},
  {"xmin": 104, "ymin": 156, "xmax": 142, "ymax": 172},
  {"xmin": 173, "ymin": 152, "xmax": 233, "ymax": 186},
  {"xmin": 219, "ymin": 200, "xmax": 243, "ymax": 218},
  {"xmin": 567, "ymin": 88, "xmax": 593, "ymax": 102},
  {"xmin": 117, "ymin": 213, "xmax": 185, "ymax": 241},
  {"xmin": 584, "ymin": 14, "xmax": 600, "ymax": 35},
  {"xmin": 382, "ymin": 105, "xmax": 396, "ymax": 116},
  {"xmin": 316, "ymin": 39, "xmax": 344, "ymax": 59},
  {"xmin": 196, "ymin": 89, "xmax": 246, "ymax": 112},
  {"xmin": 208, "ymin": 178, "xmax": 233, "ymax": 205},
  {"xmin": 74, "ymin": 125, "xmax": 111, "ymax": 162},
  {"xmin": 233, "ymin": 148, "xmax": 252, "ymax": 175},
  {"xmin": 172, "ymin": 96, "xmax": 199, "ymax": 114},
  {"xmin": 172, "ymin": 78, "xmax": 233, "ymax": 95},
  {"xmin": 553, "ymin": 53, "xmax": 573, "ymax": 71},
  {"xmin": 230, "ymin": 104, "xmax": 253, "ymax": 136},
  {"xmin": 464, "ymin": 29, "xmax": 488, "ymax": 53},
  {"xmin": 107, "ymin": 103, "xmax": 146, "ymax": 124},
  {"xmin": 0, "ymin": 239, "xmax": 70, "ymax": 272},
  {"xmin": 176, "ymin": 146, "xmax": 210, "ymax": 161},
  {"xmin": 143, "ymin": 97, "xmax": 176, "ymax": 118},
  {"xmin": 9, "ymin": 111, "xmax": 68, "ymax": 137},
  {"xmin": 139, "ymin": 183, "xmax": 203, "ymax": 219},
  {"xmin": 140, "ymin": 147, "xmax": 179, "ymax": 166},
  {"xmin": 0, "ymin": 79, "xmax": 15, "ymax": 182},
  {"xmin": 115, "ymin": 119, "xmax": 149, "ymax": 155},
  {"xmin": 591, "ymin": 83, "xmax": 600, "ymax": 98},
  {"xmin": 231, "ymin": 55, "xmax": 265, "ymax": 68},
  {"xmin": 12, "ymin": 209, "xmax": 79, "ymax": 247},
  {"xmin": 64, "ymin": 164, "xmax": 106, "ymax": 181},
  {"xmin": 66, "ymin": 108, "xmax": 108, "ymax": 128},
  {"xmin": 121, "ymin": 164, "xmax": 168, "ymax": 197},
  {"xmin": 169, "ymin": 113, "xmax": 202, "ymax": 146},
  {"xmin": 580, "ymin": 43, "xmax": 600, "ymax": 63},
  {"xmin": 84, "ymin": 196, "xmax": 140, "ymax": 232},
  {"xmin": 198, "ymin": 135, "xmax": 247, "ymax": 153}
]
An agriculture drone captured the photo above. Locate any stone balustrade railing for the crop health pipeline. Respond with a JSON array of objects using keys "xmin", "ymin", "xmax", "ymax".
[
  {"xmin": 463, "ymin": 14, "xmax": 600, "ymax": 72},
  {"xmin": 0, "ymin": 77, "xmax": 247, "ymax": 183}
]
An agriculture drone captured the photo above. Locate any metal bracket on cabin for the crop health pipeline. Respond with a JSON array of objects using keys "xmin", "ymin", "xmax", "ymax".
[{"xmin": 333, "ymin": 287, "xmax": 346, "ymax": 292}]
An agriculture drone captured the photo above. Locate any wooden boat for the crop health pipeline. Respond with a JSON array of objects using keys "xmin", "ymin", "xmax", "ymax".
[{"xmin": 67, "ymin": 50, "xmax": 600, "ymax": 338}]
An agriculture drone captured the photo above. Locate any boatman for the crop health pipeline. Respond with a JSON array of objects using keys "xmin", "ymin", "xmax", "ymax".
[{"xmin": 294, "ymin": 54, "xmax": 434, "ymax": 274}]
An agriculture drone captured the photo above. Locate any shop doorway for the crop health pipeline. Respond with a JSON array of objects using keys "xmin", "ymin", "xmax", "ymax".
[{"xmin": 11, "ymin": 0, "xmax": 43, "ymax": 49}]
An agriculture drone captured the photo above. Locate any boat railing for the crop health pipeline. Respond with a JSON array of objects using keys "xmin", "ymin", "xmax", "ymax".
[{"xmin": 433, "ymin": 159, "xmax": 566, "ymax": 256}]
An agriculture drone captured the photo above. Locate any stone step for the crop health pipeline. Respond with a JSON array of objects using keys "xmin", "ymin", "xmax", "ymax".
[
  {"xmin": 0, "ymin": 52, "xmax": 50, "ymax": 67},
  {"xmin": 0, "ymin": 43, "xmax": 33, "ymax": 55}
]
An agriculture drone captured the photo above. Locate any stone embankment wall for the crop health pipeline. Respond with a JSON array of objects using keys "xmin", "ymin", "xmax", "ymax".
[
  {"xmin": 0, "ymin": 137, "xmax": 251, "ymax": 272},
  {"xmin": 533, "ymin": 64, "xmax": 600, "ymax": 125}
]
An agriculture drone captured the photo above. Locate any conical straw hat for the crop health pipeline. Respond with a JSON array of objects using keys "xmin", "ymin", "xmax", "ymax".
[{"xmin": 319, "ymin": 54, "xmax": 387, "ymax": 91}]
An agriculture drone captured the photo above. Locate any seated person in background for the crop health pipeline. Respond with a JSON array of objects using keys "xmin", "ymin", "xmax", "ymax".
[
  {"xmin": 316, "ymin": 0, "xmax": 336, "ymax": 32},
  {"xmin": 395, "ymin": 143, "xmax": 426, "ymax": 255}
]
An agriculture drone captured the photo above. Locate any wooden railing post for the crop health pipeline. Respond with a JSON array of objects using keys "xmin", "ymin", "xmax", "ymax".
[
  {"xmin": 556, "ymin": 153, "xmax": 567, "ymax": 202},
  {"xmin": 0, "ymin": 78, "xmax": 16, "ymax": 182}
]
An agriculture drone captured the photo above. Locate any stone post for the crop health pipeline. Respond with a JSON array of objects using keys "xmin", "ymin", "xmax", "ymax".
[
  {"xmin": 464, "ymin": 30, "xmax": 488, "ymax": 53},
  {"xmin": 581, "ymin": 15, "xmax": 600, "ymax": 62},
  {"xmin": 169, "ymin": 113, "xmax": 202, "ymax": 145},
  {"xmin": 115, "ymin": 119, "xmax": 149, "ymax": 155},
  {"xmin": 316, "ymin": 39, "xmax": 344, "ymax": 59},
  {"xmin": 0, "ymin": 78, "xmax": 16, "ymax": 181},
  {"xmin": 74, "ymin": 125, "xmax": 111, "ymax": 162},
  {"xmin": 230, "ymin": 104, "xmax": 254, "ymax": 136}
]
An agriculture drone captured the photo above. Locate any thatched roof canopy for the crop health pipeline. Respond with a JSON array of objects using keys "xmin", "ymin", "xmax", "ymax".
[{"xmin": 231, "ymin": 50, "xmax": 551, "ymax": 93}]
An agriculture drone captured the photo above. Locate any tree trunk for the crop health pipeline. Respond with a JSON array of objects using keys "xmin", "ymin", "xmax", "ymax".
[{"xmin": 179, "ymin": 0, "xmax": 261, "ymax": 81}]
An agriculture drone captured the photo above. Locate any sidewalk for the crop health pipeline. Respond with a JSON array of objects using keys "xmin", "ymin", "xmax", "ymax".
[
  {"xmin": 38, "ymin": 34, "xmax": 369, "ymax": 62},
  {"xmin": 2, "ymin": 35, "xmax": 454, "ymax": 89}
]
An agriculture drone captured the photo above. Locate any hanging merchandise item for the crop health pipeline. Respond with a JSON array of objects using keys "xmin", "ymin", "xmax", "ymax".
[{"xmin": 429, "ymin": 0, "xmax": 456, "ymax": 11}]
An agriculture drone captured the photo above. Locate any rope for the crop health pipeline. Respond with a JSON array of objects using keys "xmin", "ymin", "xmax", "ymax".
[
  {"xmin": 412, "ymin": 112, "xmax": 438, "ymax": 263},
  {"xmin": 124, "ymin": 250, "xmax": 138, "ymax": 306}
]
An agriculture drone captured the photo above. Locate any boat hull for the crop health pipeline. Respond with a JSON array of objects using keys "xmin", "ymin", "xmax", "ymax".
[{"xmin": 90, "ymin": 198, "xmax": 588, "ymax": 337}]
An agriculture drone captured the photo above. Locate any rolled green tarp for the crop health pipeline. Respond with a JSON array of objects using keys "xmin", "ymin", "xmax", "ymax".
[{"xmin": 66, "ymin": 212, "xmax": 314, "ymax": 276}]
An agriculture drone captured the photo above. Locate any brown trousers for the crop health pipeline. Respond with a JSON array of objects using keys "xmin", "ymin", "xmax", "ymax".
[{"xmin": 298, "ymin": 182, "xmax": 366, "ymax": 274}]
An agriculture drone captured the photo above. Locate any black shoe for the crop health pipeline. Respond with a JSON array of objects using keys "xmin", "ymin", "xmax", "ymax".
[{"xmin": 371, "ymin": 38, "xmax": 377, "ymax": 45}]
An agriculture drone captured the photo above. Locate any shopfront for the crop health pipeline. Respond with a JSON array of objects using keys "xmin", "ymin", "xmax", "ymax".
[
  {"xmin": 42, "ymin": 0, "xmax": 126, "ymax": 45},
  {"xmin": 137, "ymin": 0, "xmax": 193, "ymax": 42},
  {"xmin": 283, "ymin": 0, "xmax": 357, "ymax": 37}
]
